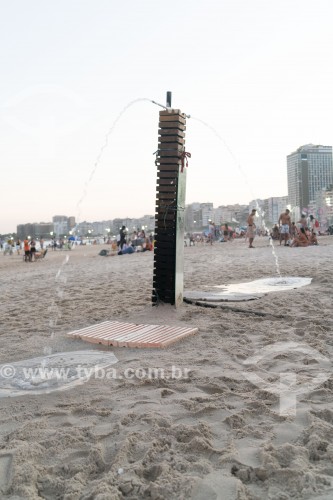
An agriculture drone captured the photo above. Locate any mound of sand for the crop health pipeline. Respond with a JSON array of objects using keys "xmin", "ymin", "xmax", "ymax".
[{"xmin": 0, "ymin": 237, "xmax": 332, "ymax": 499}]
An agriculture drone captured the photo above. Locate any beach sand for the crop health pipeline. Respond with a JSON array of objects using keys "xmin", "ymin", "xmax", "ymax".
[{"xmin": 0, "ymin": 237, "xmax": 333, "ymax": 499}]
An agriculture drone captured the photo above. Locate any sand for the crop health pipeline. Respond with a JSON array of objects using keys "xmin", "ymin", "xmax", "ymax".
[{"xmin": 0, "ymin": 237, "xmax": 333, "ymax": 499}]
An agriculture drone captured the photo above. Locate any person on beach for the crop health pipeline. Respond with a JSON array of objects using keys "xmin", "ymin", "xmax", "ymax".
[
  {"xmin": 222, "ymin": 223, "xmax": 229, "ymax": 242},
  {"xmin": 271, "ymin": 224, "xmax": 280, "ymax": 240},
  {"xmin": 207, "ymin": 221, "xmax": 215, "ymax": 245},
  {"xmin": 119, "ymin": 226, "xmax": 126, "ymax": 250},
  {"xmin": 290, "ymin": 222, "xmax": 297, "ymax": 238},
  {"xmin": 30, "ymin": 239, "xmax": 36, "ymax": 261},
  {"xmin": 278, "ymin": 209, "xmax": 291, "ymax": 246},
  {"xmin": 247, "ymin": 209, "xmax": 257, "ymax": 248},
  {"xmin": 309, "ymin": 229, "xmax": 318, "ymax": 245},
  {"xmin": 23, "ymin": 238, "xmax": 30, "ymax": 261},
  {"xmin": 298, "ymin": 214, "xmax": 308, "ymax": 231},
  {"xmin": 309, "ymin": 215, "xmax": 319, "ymax": 235},
  {"xmin": 291, "ymin": 227, "xmax": 309, "ymax": 247}
]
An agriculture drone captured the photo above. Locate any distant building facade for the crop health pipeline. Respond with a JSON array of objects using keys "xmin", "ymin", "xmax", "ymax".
[
  {"xmin": 287, "ymin": 144, "xmax": 333, "ymax": 213},
  {"xmin": 52, "ymin": 216, "xmax": 73, "ymax": 236},
  {"xmin": 17, "ymin": 222, "xmax": 54, "ymax": 240},
  {"xmin": 17, "ymin": 215, "xmax": 75, "ymax": 239},
  {"xmin": 265, "ymin": 196, "xmax": 289, "ymax": 224},
  {"xmin": 200, "ymin": 203, "xmax": 214, "ymax": 226},
  {"xmin": 316, "ymin": 185, "xmax": 333, "ymax": 228}
]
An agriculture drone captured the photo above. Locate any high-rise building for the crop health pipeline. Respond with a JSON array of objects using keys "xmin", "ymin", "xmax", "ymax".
[
  {"xmin": 17, "ymin": 222, "xmax": 54, "ymax": 240},
  {"xmin": 52, "ymin": 215, "xmax": 69, "ymax": 236},
  {"xmin": 265, "ymin": 196, "xmax": 289, "ymax": 224},
  {"xmin": 316, "ymin": 185, "xmax": 333, "ymax": 228},
  {"xmin": 287, "ymin": 144, "xmax": 333, "ymax": 213},
  {"xmin": 200, "ymin": 203, "xmax": 214, "ymax": 226}
]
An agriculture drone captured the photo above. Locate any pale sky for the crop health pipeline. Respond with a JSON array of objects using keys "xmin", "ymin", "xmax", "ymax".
[{"xmin": 1, "ymin": 0, "xmax": 333, "ymax": 234}]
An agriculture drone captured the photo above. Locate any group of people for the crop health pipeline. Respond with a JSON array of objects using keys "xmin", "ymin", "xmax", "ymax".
[
  {"xmin": 278, "ymin": 210, "xmax": 318, "ymax": 247},
  {"xmin": 20, "ymin": 238, "xmax": 48, "ymax": 261},
  {"xmin": 99, "ymin": 227, "xmax": 154, "ymax": 256},
  {"xmin": 23, "ymin": 238, "xmax": 38, "ymax": 261},
  {"xmin": 205, "ymin": 222, "xmax": 236, "ymax": 244},
  {"xmin": 247, "ymin": 208, "xmax": 319, "ymax": 249}
]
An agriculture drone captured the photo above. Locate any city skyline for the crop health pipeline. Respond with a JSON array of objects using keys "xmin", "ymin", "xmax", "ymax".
[
  {"xmin": 1, "ymin": 1, "xmax": 333, "ymax": 233},
  {"xmin": 5, "ymin": 196, "xmax": 270, "ymax": 235}
]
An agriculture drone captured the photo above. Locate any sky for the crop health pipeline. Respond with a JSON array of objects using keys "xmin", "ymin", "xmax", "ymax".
[{"xmin": 1, "ymin": 0, "xmax": 333, "ymax": 234}]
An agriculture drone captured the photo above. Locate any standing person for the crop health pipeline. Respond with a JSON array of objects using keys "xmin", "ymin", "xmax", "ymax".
[
  {"xmin": 247, "ymin": 209, "xmax": 257, "ymax": 248},
  {"xmin": 16, "ymin": 239, "xmax": 21, "ymax": 255},
  {"xmin": 290, "ymin": 222, "xmax": 297, "ymax": 239},
  {"xmin": 23, "ymin": 238, "xmax": 30, "ymax": 262},
  {"xmin": 207, "ymin": 221, "xmax": 215, "ymax": 245},
  {"xmin": 278, "ymin": 208, "xmax": 291, "ymax": 246},
  {"xmin": 309, "ymin": 215, "xmax": 319, "ymax": 235},
  {"xmin": 222, "ymin": 223, "xmax": 229, "ymax": 242},
  {"xmin": 119, "ymin": 225, "xmax": 126, "ymax": 250},
  {"xmin": 30, "ymin": 239, "xmax": 36, "ymax": 261},
  {"xmin": 298, "ymin": 214, "xmax": 308, "ymax": 231}
]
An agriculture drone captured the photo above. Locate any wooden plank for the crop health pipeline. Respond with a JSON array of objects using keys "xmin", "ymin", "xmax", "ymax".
[
  {"xmin": 154, "ymin": 237, "xmax": 176, "ymax": 243},
  {"xmin": 153, "ymin": 253, "xmax": 175, "ymax": 260},
  {"xmin": 153, "ymin": 267, "xmax": 175, "ymax": 274},
  {"xmin": 159, "ymin": 135, "xmax": 185, "ymax": 144},
  {"xmin": 154, "ymin": 242, "xmax": 176, "ymax": 252},
  {"xmin": 154, "ymin": 250, "xmax": 175, "ymax": 258},
  {"xmin": 156, "ymin": 163, "xmax": 180, "ymax": 170},
  {"xmin": 155, "ymin": 193, "xmax": 177, "ymax": 200},
  {"xmin": 68, "ymin": 321, "xmax": 198, "ymax": 348},
  {"xmin": 155, "ymin": 186, "xmax": 178, "ymax": 192},
  {"xmin": 157, "ymin": 171, "xmax": 179, "ymax": 178},
  {"xmin": 159, "ymin": 122, "xmax": 186, "ymax": 130},
  {"xmin": 154, "ymin": 222, "xmax": 177, "ymax": 228},
  {"xmin": 154, "ymin": 226, "xmax": 177, "ymax": 231},
  {"xmin": 153, "ymin": 275, "xmax": 175, "ymax": 284},
  {"xmin": 159, "ymin": 109, "xmax": 181, "ymax": 114},
  {"xmin": 157, "ymin": 143, "xmax": 183, "ymax": 151},
  {"xmin": 159, "ymin": 114, "xmax": 186, "ymax": 124},
  {"xmin": 154, "ymin": 226, "xmax": 177, "ymax": 232},
  {"xmin": 157, "ymin": 178, "xmax": 177, "ymax": 186},
  {"xmin": 156, "ymin": 221, "xmax": 177, "ymax": 227},
  {"xmin": 155, "ymin": 205, "xmax": 176, "ymax": 212},
  {"xmin": 157, "ymin": 153, "xmax": 181, "ymax": 159},
  {"xmin": 154, "ymin": 238, "xmax": 177, "ymax": 245},
  {"xmin": 152, "ymin": 287, "xmax": 174, "ymax": 294},
  {"xmin": 67, "ymin": 321, "xmax": 116, "ymax": 341},
  {"xmin": 155, "ymin": 219, "xmax": 176, "ymax": 226},
  {"xmin": 155, "ymin": 211, "xmax": 177, "ymax": 218},
  {"xmin": 160, "ymin": 109, "xmax": 186, "ymax": 118},
  {"xmin": 158, "ymin": 129, "xmax": 185, "ymax": 137},
  {"xmin": 155, "ymin": 158, "xmax": 182, "ymax": 165},
  {"xmin": 155, "ymin": 239, "xmax": 175, "ymax": 245},
  {"xmin": 151, "ymin": 294, "xmax": 173, "ymax": 301}
]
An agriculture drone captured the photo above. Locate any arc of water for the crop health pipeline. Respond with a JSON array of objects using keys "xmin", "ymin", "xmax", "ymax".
[
  {"xmin": 190, "ymin": 116, "xmax": 282, "ymax": 277},
  {"xmin": 74, "ymin": 97, "xmax": 155, "ymax": 230},
  {"xmin": 47, "ymin": 97, "xmax": 160, "ymax": 352}
]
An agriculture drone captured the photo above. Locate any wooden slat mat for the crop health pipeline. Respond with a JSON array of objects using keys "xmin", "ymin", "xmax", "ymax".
[{"xmin": 67, "ymin": 321, "xmax": 198, "ymax": 348}]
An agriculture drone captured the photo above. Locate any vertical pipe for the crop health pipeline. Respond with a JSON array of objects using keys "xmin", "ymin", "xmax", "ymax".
[{"xmin": 166, "ymin": 91, "xmax": 172, "ymax": 108}]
